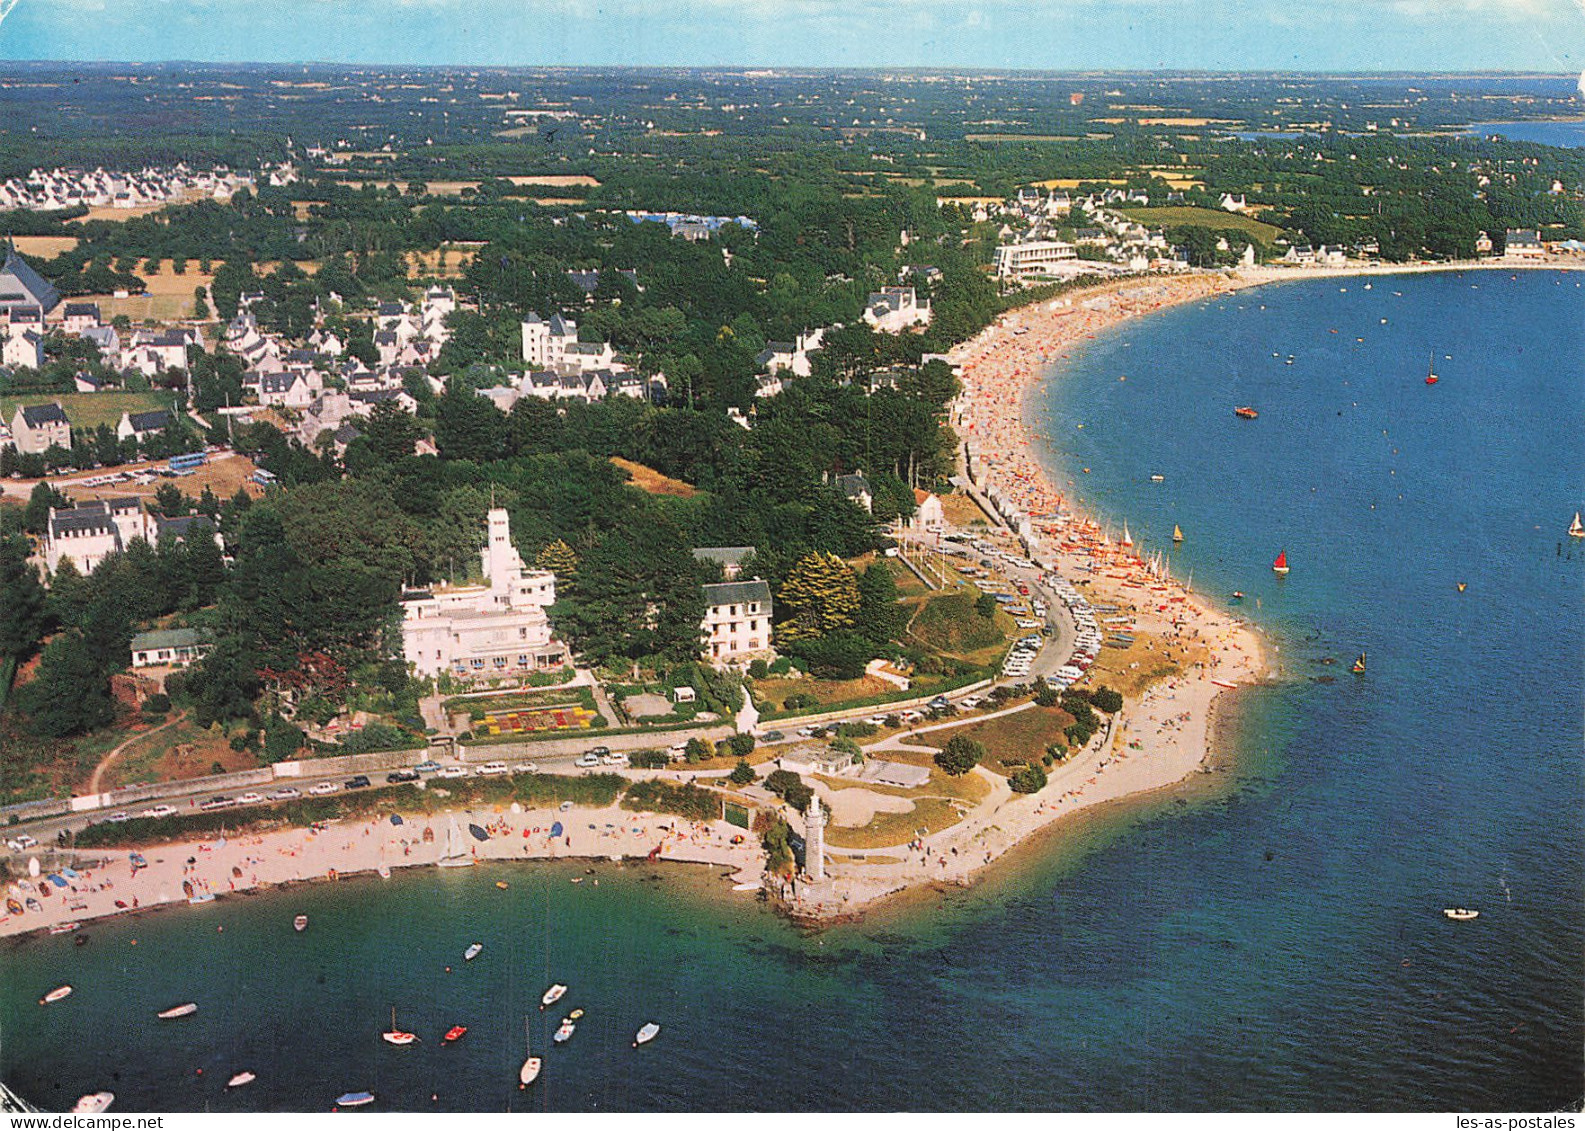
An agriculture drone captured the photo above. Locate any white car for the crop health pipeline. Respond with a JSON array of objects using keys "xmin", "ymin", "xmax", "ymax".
[
  {"xmin": 139, "ymin": 804, "xmax": 177, "ymax": 819},
  {"xmin": 236, "ymin": 792, "xmax": 265, "ymax": 805},
  {"xmin": 476, "ymin": 761, "xmax": 509, "ymax": 776},
  {"xmin": 574, "ymin": 754, "xmax": 601, "ymax": 768},
  {"xmin": 512, "ymin": 762, "xmax": 539, "ymax": 774},
  {"xmin": 105, "ymin": 811, "xmax": 131, "ymax": 823},
  {"xmin": 601, "ymin": 752, "xmax": 627, "ymax": 766},
  {"xmin": 7, "ymin": 834, "xmax": 38, "ymax": 851},
  {"xmin": 308, "ymin": 781, "xmax": 341, "ymax": 796},
  {"xmin": 267, "ymin": 787, "xmax": 301, "ymax": 802},
  {"xmin": 438, "ymin": 764, "xmax": 469, "ymax": 779}
]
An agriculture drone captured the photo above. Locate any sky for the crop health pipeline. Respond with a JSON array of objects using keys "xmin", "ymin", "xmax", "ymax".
[{"xmin": 0, "ymin": 0, "xmax": 1579, "ymax": 72}]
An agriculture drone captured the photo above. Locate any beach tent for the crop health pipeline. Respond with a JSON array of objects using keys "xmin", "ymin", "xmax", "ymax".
[
  {"xmin": 389, "ymin": 814, "xmax": 404, "ymax": 826},
  {"xmin": 550, "ymin": 822, "xmax": 564, "ymax": 839},
  {"xmin": 468, "ymin": 824, "xmax": 489, "ymax": 842}
]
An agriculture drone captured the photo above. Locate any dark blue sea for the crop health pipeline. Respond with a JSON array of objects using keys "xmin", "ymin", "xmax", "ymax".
[
  {"xmin": 3, "ymin": 271, "xmax": 1581, "ymax": 1113},
  {"xmin": 1461, "ymin": 120, "xmax": 1585, "ymax": 148}
]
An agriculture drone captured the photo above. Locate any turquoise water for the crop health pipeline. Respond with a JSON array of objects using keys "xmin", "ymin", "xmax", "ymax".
[{"xmin": 3, "ymin": 271, "xmax": 1581, "ymax": 1112}]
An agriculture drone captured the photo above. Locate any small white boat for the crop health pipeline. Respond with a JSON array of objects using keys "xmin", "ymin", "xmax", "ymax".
[
  {"xmin": 518, "ymin": 1016, "xmax": 541, "ymax": 1088},
  {"xmin": 72, "ymin": 1092, "xmax": 114, "ymax": 1113},
  {"xmin": 1443, "ymin": 908, "xmax": 1480, "ymax": 921},
  {"xmin": 634, "ymin": 1022, "xmax": 661, "ymax": 1047},
  {"xmin": 157, "ymin": 1003, "xmax": 198, "ymax": 1019},
  {"xmin": 1570, "ymin": 512, "xmax": 1585, "ymax": 539},
  {"xmin": 541, "ymin": 983, "xmax": 567, "ymax": 1009},
  {"xmin": 293, "ymin": 915, "xmax": 308, "ymax": 932},
  {"xmin": 39, "ymin": 984, "xmax": 73, "ymax": 1005},
  {"xmin": 464, "ymin": 942, "xmax": 483, "ymax": 961},
  {"xmin": 1150, "ymin": 474, "xmax": 1165, "ymax": 482},
  {"xmin": 336, "ymin": 1091, "xmax": 375, "ymax": 1108},
  {"xmin": 382, "ymin": 1005, "xmax": 418, "ymax": 1045},
  {"xmin": 377, "ymin": 866, "xmax": 391, "ymax": 879},
  {"xmin": 188, "ymin": 892, "xmax": 215, "ymax": 905},
  {"xmin": 226, "ymin": 1071, "xmax": 256, "ymax": 1089},
  {"xmin": 553, "ymin": 1019, "xmax": 576, "ymax": 1043}
]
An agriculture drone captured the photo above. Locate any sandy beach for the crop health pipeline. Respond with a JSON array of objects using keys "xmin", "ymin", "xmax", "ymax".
[{"xmin": 1, "ymin": 804, "xmax": 761, "ymax": 940}]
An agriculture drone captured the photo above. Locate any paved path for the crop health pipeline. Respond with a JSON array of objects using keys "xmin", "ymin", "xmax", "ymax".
[{"xmin": 86, "ymin": 710, "xmax": 186, "ymax": 796}]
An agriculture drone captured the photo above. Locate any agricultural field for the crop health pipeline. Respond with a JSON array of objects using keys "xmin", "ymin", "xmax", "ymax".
[
  {"xmin": 0, "ymin": 391, "xmax": 170, "ymax": 432},
  {"xmin": 1118, "ymin": 205, "xmax": 1283, "ymax": 245}
]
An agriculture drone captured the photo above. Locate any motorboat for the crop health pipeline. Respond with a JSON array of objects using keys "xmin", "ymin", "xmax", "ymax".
[
  {"xmin": 49, "ymin": 922, "xmax": 80, "ymax": 935},
  {"xmin": 336, "ymin": 1092, "xmax": 376, "ymax": 1108},
  {"xmin": 293, "ymin": 915, "xmax": 308, "ymax": 932},
  {"xmin": 634, "ymin": 1022, "xmax": 661, "ymax": 1047},
  {"xmin": 1150, "ymin": 474, "xmax": 1165, "ymax": 482},
  {"xmin": 441, "ymin": 1025, "xmax": 468, "ymax": 1045},
  {"xmin": 464, "ymin": 942, "xmax": 483, "ymax": 961},
  {"xmin": 382, "ymin": 1006, "xmax": 417, "ymax": 1046},
  {"xmin": 568, "ymin": 1009, "xmax": 585, "ymax": 1021},
  {"xmin": 72, "ymin": 1093, "xmax": 114, "ymax": 1113},
  {"xmin": 1443, "ymin": 908, "xmax": 1480, "ymax": 921},
  {"xmin": 541, "ymin": 983, "xmax": 567, "ymax": 1009},
  {"xmin": 1234, "ymin": 406, "xmax": 1258, "ymax": 419},
  {"xmin": 157, "ymin": 1003, "xmax": 198, "ymax": 1019},
  {"xmin": 553, "ymin": 1018, "xmax": 576, "ymax": 1043},
  {"xmin": 39, "ymin": 984, "xmax": 72, "ymax": 1005},
  {"xmin": 226, "ymin": 1072, "xmax": 256, "ymax": 1089}
]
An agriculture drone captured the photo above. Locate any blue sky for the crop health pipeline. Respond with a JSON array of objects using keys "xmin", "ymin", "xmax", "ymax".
[{"xmin": 0, "ymin": 0, "xmax": 1579, "ymax": 71}]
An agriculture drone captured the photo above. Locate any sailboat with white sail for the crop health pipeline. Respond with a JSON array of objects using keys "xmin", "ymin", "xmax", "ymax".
[{"xmin": 437, "ymin": 818, "xmax": 475, "ymax": 868}]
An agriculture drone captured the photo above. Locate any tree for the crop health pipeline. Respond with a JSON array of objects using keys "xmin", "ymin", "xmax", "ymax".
[
  {"xmin": 152, "ymin": 482, "xmax": 188, "ymax": 518},
  {"xmin": 975, "ymin": 593, "xmax": 998, "ymax": 619},
  {"xmin": 23, "ymin": 481, "xmax": 67, "ymax": 534},
  {"xmin": 728, "ymin": 760, "xmax": 755, "ymax": 786},
  {"xmin": 1034, "ymin": 684, "xmax": 1060, "ymax": 708},
  {"xmin": 192, "ymin": 286, "xmax": 211, "ymax": 320},
  {"xmin": 360, "ymin": 401, "xmax": 424, "ymax": 463},
  {"xmin": 434, "ymin": 386, "xmax": 507, "ymax": 463},
  {"xmin": 1009, "ymin": 762, "xmax": 1047, "ymax": 794},
  {"xmin": 934, "ymin": 734, "xmax": 984, "ymax": 776},
  {"xmin": 776, "ymin": 551, "xmax": 861, "ymax": 641},
  {"xmin": 727, "ymin": 732, "xmax": 756, "ymax": 758},
  {"xmin": 0, "ymin": 533, "xmax": 48, "ymax": 708},
  {"xmin": 684, "ymin": 736, "xmax": 711, "ymax": 763},
  {"xmin": 856, "ymin": 562, "xmax": 906, "ymax": 648},
  {"xmin": 17, "ymin": 631, "xmax": 115, "ymax": 737},
  {"xmin": 534, "ymin": 539, "xmax": 579, "ymax": 579},
  {"xmin": 1091, "ymin": 686, "xmax": 1123, "ymax": 713}
]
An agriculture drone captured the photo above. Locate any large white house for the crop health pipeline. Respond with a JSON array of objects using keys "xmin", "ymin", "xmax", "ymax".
[
  {"xmin": 400, "ymin": 508, "xmax": 566, "ymax": 681},
  {"xmin": 862, "ymin": 287, "xmax": 931, "ymax": 333},
  {"xmin": 700, "ymin": 578, "xmax": 774, "ymax": 666},
  {"xmin": 43, "ymin": 497, "xmax": 153, "ymax": 576},
  {"xmin": 9, "ymin": 402, "xmax": 71, "ymax": 454},
  {"xmin": 520, "ymin": 312, "xmax": 579, "ymax": 368}
]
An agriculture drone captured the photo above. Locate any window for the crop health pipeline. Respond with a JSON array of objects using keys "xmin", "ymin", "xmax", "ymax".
[
  {"xmin": 731, "ymin": 605, "xmax": 738, "ymax": 616},
  {"xmin": 471, "ymin": 659, "xmax": 484, "ymax": 669}
]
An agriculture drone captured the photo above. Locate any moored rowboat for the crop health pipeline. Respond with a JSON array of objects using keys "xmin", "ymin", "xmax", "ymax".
[
  {"xmin": 634, "ymin": 1022, "xmax": 661, "ymax": 1047},
  {"xmin": 72, "ymin": 1093, "xmax": 114, "ymax": 1113},
  {"xmin": 336, "ymin": 1092, "xmax": 375, "ymax": 1108},
  {"xmin": 227, "ymin": 1072, "xmax": 256, "ymax": 1089},
  {"xmin": 40, "ymin": 984, "xmax": 72, "ymax": 1005},
  {"xmin": 158, "ymin": 1003, "xmax": 198, "ymax": 1019}
]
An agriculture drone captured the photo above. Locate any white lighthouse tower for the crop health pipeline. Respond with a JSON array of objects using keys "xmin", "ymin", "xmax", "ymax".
[{"xmin": 803, "ymin": 794, "xmax": 827, "ymax": 882}]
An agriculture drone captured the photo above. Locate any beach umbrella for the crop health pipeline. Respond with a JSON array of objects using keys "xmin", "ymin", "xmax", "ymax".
[
  {"xmin": 550, "ymin": 822, "xmax": 564, "ymax": 839},
  {"xmin": 389, "ymin": 815, "xmax": 404, "ymax": 826}
]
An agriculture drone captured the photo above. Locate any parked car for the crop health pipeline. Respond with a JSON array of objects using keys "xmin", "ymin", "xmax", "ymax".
[
  {"xmin": 929, "ymin": 696, "xmax": 952, "ymax": 710},
  {"xmin": 574, "ymin": 753, "xmax": 601, "ymax": 769},
  {"xmin": 512, "ymin": 762, "xmax": 539, "ymax": 775},
  {"xmin": 476, "ymin": 761, "xmax": 509, "ymax": 776},
  {"xmin": 437, "ymin": 764, "xmax": 469, "ymax": 779},
  {"xmin": 601, "ymin": 752, "xmax": 626, "ymax": 766},
  {"xmin": 344, "ymin": 775, "xmax": 372, "ymax": 790},
  {"xmin": 760, "ymin": 730, "xmax": 786, "ymax": 743},
  {"xmin": 6, "ymin": 834, "xmax": 38, "ymax": 851},
  {"xmin": 414, "ymin": 760, "xmax": 442, "ymax": 774},
  {"xmin": 266, "ymin": 788, "xmax": 301, "ymax": 802},
  {"xmin": 308, "ymin": 781, "xmax": 340, "ymax": 796},
  {"xmin": 199, "ymin": 796, "xmax": 237, "ymax": 811},
  {"xmin": 386, "ymin": 769, "xmax": 421, "ymax": 784},
  {"xmin": 140, "ymin": 804, "xmax": 178, "ymax": 818},
  {"xmin": 105, "ymin": 812, "xmax": 131, "ymax": 824},
  {"xmin": 587, "ymin": 746, "xmax": 611, "ymax": 759},
  {"xmin": 236, "ymin": 792, "xmax": 266, "ymax": 805}
]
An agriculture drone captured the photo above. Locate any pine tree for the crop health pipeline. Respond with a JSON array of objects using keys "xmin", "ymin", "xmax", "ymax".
[
  {"xmin": 535, "ymin": 539, "xmax": 580, "ymax": 579},
  {"xmin": 776, "ymin": 552, "xmax": 861, "ymax": 641},
  {"xmin": 0, "ymin": 533, "xmax": 48, "ymax": 709}
]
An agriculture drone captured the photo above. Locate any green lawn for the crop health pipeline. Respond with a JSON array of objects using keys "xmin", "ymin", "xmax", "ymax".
[
  {"xmin": 1, "ymin": 391, "xmax": 170, "ymax": 433},
  {"xmin": 1118, "ymin": 205, "xmax": 1283, "ymax": 246},
  {"xmin": 917, "ymin": 702, "xmax": 1077, "ymax": 771},
  {"xmin": 905, "ymin": 590, "xmax": 1015, "ymax": 664}
]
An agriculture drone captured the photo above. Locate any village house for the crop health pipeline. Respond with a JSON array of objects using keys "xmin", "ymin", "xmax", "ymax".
[
  {"xmin": 834, "ymin": 472, "xmax": 874, "ymax": 513},
  {"xmin": 907, "ymin": 488, "xmax": 944, "ymax": 534},
  {"xmin": 43, "ymin": 497, "xmax": 152, "ymax": 575},
  {"xmin": 754, "ymin": 327, "xmax": 824, "ymax": 380},
  {"xmin": 0, "ymin": 248, "xmax": 60, "ymax": 316},
  {"xmin": 699, "ymin": 578, "xmax": 774, "ymax": 666},
  {"xmin": 1505, "ymin": 229, "xmax": 1546, "ymax": 259},
  {"xmin": 400, "ymin": 508, "xmax": 566, "ymax": 680},
  {"xmin": 61, "ymin": 302, "xmax": 100, "ymax": 334},
  {"xmin": 130, "ymin": 627, "xmax": 212, "ymax": 671},
  {"xmin": 116, "ymin": 408, "xmax": 173, "ymax": 444},
  {"xmin": 862, "ymin": 287, "xmax": 931, "ymax": 333},
  {"xmin": 520, "ymin": 312, "xmax": 579, "ymax": 368},
  {"xmin": 1, "ymin": 325, "xmax": 43, "ymax": 369},
  {"xmin": 9, "ymin": 402, "xmax": 71, "ymax": 454},
  {"xmin": 692, "ymin": 546, "xmax": 756, "ymax": 581}
]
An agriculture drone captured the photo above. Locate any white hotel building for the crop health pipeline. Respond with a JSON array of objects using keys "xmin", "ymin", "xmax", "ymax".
[
  {"xmin": 993, "ymin": 239, "xmax": 1077, "ymax": 279},
  {"xmin": 400, "ymin": 509, "xmax": 567, "ymax": 681}
]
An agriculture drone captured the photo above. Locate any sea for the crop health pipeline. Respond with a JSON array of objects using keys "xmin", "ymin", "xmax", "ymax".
[
  {"xmin": 2, "ymin": 271, "xmax": 1581, "ymax": 1113},
  {"xmin": 1461, "ymin": 120, "xmax": 1585, "ymax": 148}
]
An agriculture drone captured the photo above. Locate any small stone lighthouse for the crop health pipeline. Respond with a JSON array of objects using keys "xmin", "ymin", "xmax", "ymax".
[{"xmin": 803, "ymin": 794, "xmax": 827, "ymax": 882}]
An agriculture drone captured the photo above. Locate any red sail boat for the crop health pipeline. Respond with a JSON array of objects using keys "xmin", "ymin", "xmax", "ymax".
[{"xmin": 1272, "ymin": 550, "xmax": 1290, "ymax": 575}]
